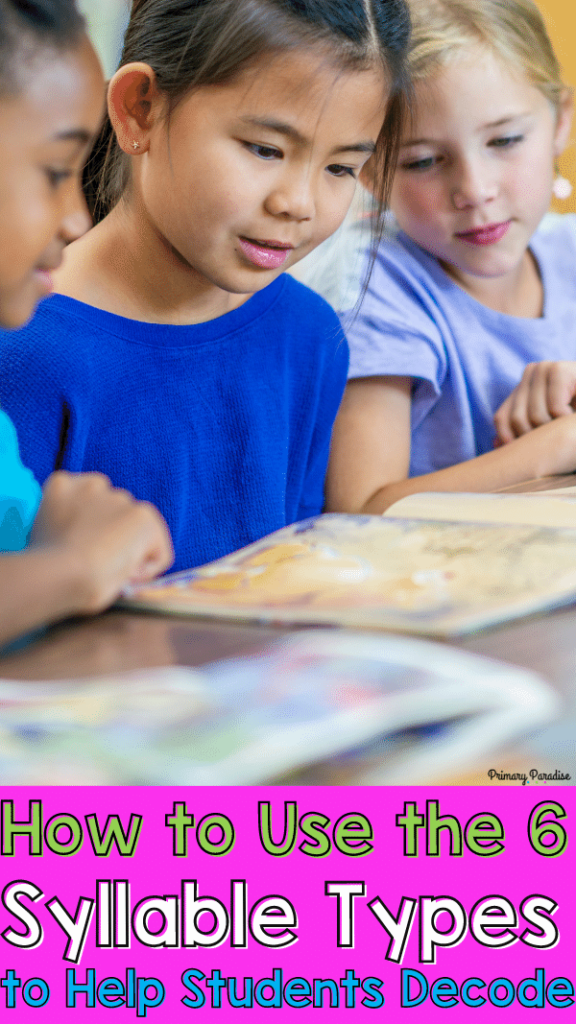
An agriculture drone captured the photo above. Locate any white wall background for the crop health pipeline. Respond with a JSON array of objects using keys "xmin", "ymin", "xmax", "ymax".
[{"xmin": 78, "ymin": 0, "xmax": 130, "ymax": 77}]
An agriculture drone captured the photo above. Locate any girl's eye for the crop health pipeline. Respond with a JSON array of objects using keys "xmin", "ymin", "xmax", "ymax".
[
  {"xmin": 489, "ymin": 134, "xmax": 524, "ymax": 149},
  {"xmin": 45, "ymin": 168, "xmax": 73, "ymax": 189},
  {"xmin": 327, "ymin": 164, "xmax": 357, "ymax": 179},
  {"xmin": 244, "ymin": 142, "xmax": 282, "ymax": 160},
  {"xmin": 401, "ymin": 155, "xmax": 438, "ymax": 172}
]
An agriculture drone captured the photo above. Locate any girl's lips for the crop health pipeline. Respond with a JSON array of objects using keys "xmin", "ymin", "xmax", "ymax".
[
  {"xmin": 238, "ymin": 237, "xmax": 293, "ymax": 270},
  {"xmin": 456, "ymin": 221, "xmax": 512, "ymax": 246}
]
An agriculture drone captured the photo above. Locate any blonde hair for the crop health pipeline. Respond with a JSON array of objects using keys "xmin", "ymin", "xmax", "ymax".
[{"xmin": 407, "ymin": 0, "xmax": 566, "ymax": 109}]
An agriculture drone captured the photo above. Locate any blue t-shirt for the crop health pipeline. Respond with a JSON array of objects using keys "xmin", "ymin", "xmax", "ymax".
[
  {"xmin": 344, "ymin": 213, "xmax": 576, "ymax": 476},
  {"xmin": 0, "ymin": 275, "xmax": 347, "ymax": 571},
  {"xmin": 0, "ymin": 409, "xmax": 42, "ymax": 551}
]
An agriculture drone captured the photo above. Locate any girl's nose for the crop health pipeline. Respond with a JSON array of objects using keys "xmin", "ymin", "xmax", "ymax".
[
  {"xmin": 265, "ymin": 173, "xmax": 316, "ymax": 221},
  {"xmin": 60, "ymin": 183, "xmax": 93, "ymax": 245},
  {"xmin": 451, "ymin": 158, "xmax": 497, "ymax": 210}
]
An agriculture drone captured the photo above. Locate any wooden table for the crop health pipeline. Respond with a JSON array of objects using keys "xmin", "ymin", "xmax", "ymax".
[{"xmin": 1, "ymin": 478, "xmax": 575, "ymax": 785}]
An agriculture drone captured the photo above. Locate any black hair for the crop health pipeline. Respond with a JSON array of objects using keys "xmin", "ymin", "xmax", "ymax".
[
  {"xmin": 0, "ymin": 0, "xmax": 85, "ymax": 94},
  {"xmin": 84, "ymin": 0, "xmax": 411, "ymax": 223}
]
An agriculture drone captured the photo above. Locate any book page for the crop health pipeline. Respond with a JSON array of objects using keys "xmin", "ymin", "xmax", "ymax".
[
  {"xmin": 530, "ymin": 483, "xmax": 576, "ymax": 499},
  {"xmin": 125, "ymin": 514, "xmax": 576, "ymax": 636},
  {"xmin": 384, "ymin": 490, "xmax": 576, "ymax": 528}
]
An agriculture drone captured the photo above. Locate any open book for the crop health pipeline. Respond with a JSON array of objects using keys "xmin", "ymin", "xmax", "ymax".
[
  {"xmin": 0, "ymin": 632, "xmax": 559, "ymax": 784},
  {"xmin": 123, "ymin": 488, "xmax": 576, "ymax": 637}
]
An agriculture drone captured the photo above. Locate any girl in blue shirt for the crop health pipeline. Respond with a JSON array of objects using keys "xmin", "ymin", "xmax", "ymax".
[
  {"xmin": 0, "ymin": 0, "xmax": 173, "ymax": 646},
  {"xmin": 0, "ymin": 0, "xmax": 411, "ymax": 571},
  {"xmin": 326, "ymin": 0, "xmax": 576, "ymax": 515}
]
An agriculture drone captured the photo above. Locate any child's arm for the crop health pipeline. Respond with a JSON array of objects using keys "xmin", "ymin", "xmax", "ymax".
[
  {"xmin": 0, "ymin": 471, "xmax": 173, "ymax": 648},
  {"xmin": 494, "ymin": 361, "xmax": 576, "ymax": 444},
  {"xmin": 326, "ymin": 375, "xmax": 576, "ymax": 514}
]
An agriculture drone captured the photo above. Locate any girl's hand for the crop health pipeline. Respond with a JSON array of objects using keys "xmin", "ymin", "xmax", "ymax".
[
  {"xmin": 494, "ymin": 361, "xmax": 576, "ymax": 444},
  {"xmin": 31, "ymin": 471, "xmax": 173, "ymax": 613}
]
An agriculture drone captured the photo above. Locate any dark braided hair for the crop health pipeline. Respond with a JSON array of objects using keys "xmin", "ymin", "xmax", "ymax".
[
  {"xmin": 84, "ymin": 0, "xmax": 411, "ymax": 224},
  {"xmin": 0, "ymin": 0, "xmax": 85, "ymax": 94}
]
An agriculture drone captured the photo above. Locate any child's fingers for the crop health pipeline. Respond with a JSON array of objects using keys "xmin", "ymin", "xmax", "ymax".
[
  {"xmin": 545, "ymin": 362, "xmax": 576, "ymax": 418},
  {"xmin": 129, "ymin": 503, "xmax": 174, "ymax": 579},
  {"xmin": 525, "ymin": 363, "xmax": 555, "ymax": 428},
  {"xmin": 496, "ymin": 364, "xmax": 556, "ymax": 441},
  {"xmin": 45, "ymin": 470, "xmax": 113, "ymax": 497},
  {"xmin": 38, "ymin": 475, "xmax": 173, "ymax": 585},
  {"xmin": 80, "ymin": 503, "xmax": 173, "ymax": 613},
  {"xmin": 506, "ymin": 365, "xmax": 537, "ymax": 438},
  {"xmin": 494, "ymin": 363, "xmax": 576, "ymax": 445},
  {"xmin": 494, "ymin": 366, "xmax": 537, "ymax": 441},
  {"xmin": 493, "ymin": 394, "xmax": 516, "ymax": 444},
  {"xmin": 494, "ymin": 378, "xmax": 537, "ymax": 442}
]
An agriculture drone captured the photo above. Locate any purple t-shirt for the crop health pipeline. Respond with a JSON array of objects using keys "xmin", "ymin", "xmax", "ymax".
[{"xmin": 346, "ymin": 213, "xmax": 576, "ymax": 476}]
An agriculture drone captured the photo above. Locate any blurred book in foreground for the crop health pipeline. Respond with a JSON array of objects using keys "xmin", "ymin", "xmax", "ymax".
[
  {"xmin": 0, "ymin": 631, "xmax": 558, "ymax": 785},
  {"xmin": 124, "ymin": 504, "xmax": 576, "ymax": 636}
]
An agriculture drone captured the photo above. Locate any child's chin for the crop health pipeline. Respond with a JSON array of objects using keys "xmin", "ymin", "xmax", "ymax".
[{"xmin": 0, "ymin": 290, "xmax": 39, "ymax": 331}]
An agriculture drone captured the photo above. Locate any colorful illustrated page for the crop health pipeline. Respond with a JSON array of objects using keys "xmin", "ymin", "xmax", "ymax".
[{"xmin": 127, "ymin": 515, "xmax": 576, "ymax": 635}]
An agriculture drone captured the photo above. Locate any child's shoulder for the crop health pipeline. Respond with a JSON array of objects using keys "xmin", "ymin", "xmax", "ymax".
[
  {"xmin": 279, "ymin": 271, "xmax": 342, "ymax": 321},
  {"xmin": 5, "ymin": 294, "xmax": 102, "ymax": 350},
  {"xmin": 532, "ymin": 211, "xmax": 576, "ymax": 253},
  {"xmin": 267, "ymin": 277, "xmax": 348, "ymax": 391},
  {"xmin": 271, "ymin": 275, "xmax": 346, "ymax": 359},
  {"xmin": 360, "ymin": 218, "xmax": 452, "ymax": 330},
  {"xmin": 0, "ymin": 295, "xmax": 111, "ymax": 395},
  {"xmin": 530, "ymin": 213, "xmax": 576, "ymax": 297}
]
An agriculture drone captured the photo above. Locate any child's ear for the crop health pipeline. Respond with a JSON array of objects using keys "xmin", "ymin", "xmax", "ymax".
[
  {"xmin": 107, "ymin": 62, "xmax": 163, "ymax": 155},
  {"xmin": 554, "ymin": 87, "xmax": 574, "ymax": 157}
]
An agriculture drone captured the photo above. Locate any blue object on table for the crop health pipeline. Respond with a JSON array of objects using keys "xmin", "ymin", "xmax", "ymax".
[{"xmin": 0, "ymin": 408, "xmax": 41, "ymax": 551}]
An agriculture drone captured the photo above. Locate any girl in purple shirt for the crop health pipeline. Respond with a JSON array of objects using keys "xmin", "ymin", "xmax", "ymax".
[{"xmin": 327, "ymin": 0, "xmax": 576, "ymax": 515}]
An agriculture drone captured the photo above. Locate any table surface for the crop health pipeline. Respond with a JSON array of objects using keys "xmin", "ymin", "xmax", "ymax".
[{"xmin": 2, "ymin": 477, "xmax": 575, "ymax": 786}]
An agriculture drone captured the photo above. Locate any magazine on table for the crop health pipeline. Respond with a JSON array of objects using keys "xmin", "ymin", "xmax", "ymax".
[
  {"xmin": 0, "ymin": 631, "xmax": 559, "ymax": 785},
  {"xmin": 123, "ymin": 492, "xmax": 576, "ymax": 636}
]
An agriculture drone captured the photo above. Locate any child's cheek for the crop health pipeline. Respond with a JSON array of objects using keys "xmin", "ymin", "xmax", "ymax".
[{"xmin": 393, "ymin": 182, "xmax": 439, "ymax": 236}]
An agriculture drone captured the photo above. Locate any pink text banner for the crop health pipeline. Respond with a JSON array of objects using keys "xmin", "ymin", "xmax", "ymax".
[{"xmin": 0, "ymin": 786, "xmax": 573, "ymax": 1020}]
